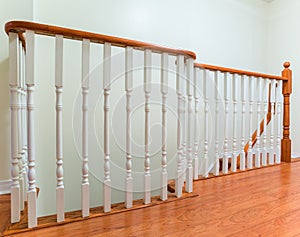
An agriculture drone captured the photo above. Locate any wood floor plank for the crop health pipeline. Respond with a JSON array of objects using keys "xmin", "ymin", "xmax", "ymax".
[
  {"xmin": 0, "ymin": 194, "xmax": 10, "ymax": 235},
  {"xmin": 2, "ymin": 161, "xmax": 300, "ymax": 236},
  {"xmin": 2, "ymin": 192, "xmax": 198, "ymax": 236}
]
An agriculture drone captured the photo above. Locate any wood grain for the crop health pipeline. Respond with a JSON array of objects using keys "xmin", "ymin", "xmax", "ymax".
[
  {"xmin": 281, "ymin": 62, "xmax": 292, "ymax": 163},
  {"xmin": 2, "ymin": 161, "xmax": 300, "ymax": 236},
  {"xmin": 5, "ymin": 21, "xmax": 196, "ymax": 59},
  {"xmin": 2, "ymin": 192, "xmax": 197, "ymax": 236},
  {"xmin": 0, "ymin": 194, "xmax": 10, "ymax": 235}
]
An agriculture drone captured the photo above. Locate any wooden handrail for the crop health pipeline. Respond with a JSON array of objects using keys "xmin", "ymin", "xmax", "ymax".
[
  {"xmin": 5, "ymin": 21, "xmax": 196, "ymax": 60},
  {"xmin": 195, "ymin": 63, "xmax": 287, "ymax": 81}
]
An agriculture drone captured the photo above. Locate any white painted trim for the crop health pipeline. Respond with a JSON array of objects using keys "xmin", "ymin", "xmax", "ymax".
[
  {"xmin": 0, "ymin": 180, "xmax": 12, "ymax": 195},
  {"xmin": 292, "ymin": 153, "xmax": 300, "ymax": 159}
]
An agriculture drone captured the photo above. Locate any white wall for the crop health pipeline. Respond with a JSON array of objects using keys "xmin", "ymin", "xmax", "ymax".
[
  {"xmin": 0, "ymin": 0, "xmax": 33, "ymax": 181},
  {"xmin": 266, "ymin": 0, "xmax": 300, "ymax": 156},
  {"xmin": 33, "ymin": 0, "xmax": 268, "ymax": 71}
]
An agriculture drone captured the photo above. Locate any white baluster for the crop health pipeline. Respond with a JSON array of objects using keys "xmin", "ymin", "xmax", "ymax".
[
  {"xmin": 81, "ymin": 39, "xmax": 90, "ymax": 217},
  {"xmin": 213, "ymin": 71, "xmax": 220, "ymax": 176},
  {"xmin": 55, "ymin": 35, "xmax": 64, "ymax": 222},
  {"xmin": 26, "ymin": 30, "xmax": 37, "ymax": 228},
  {"xmin": 255, "ymin": 78, "xmax": 262, "ymax": 167},
  {"xmin": 22, "ymin": 91, "xmax": 28, "ymax": 202},
  {"xmin": 103, "ymin": 42, "xmax": 111, "ymax": 212},
  {"xmin": 193, "ymin": 68, "xmax": 200, "ymax": 179},
  {"xmin": 186, "ymin": 58, "xmax": 194, "ymax": 192},
  {"xmin": 21, "ymin": 46, "xmax": 28, "ymax": 203},
  {"xmin": 125, "ymin": 47, "xmax": 133, "ymax": 208},
  {"xmin": 269, "ymin": 80, "xmax": 277, "ymax": 165},
  {"xmin": 262, "ymin": 79, "xmax": 269, "ymax": 166},
  {"xmin": 21, "ymin": 87, "xmax": 28, "ymax": 204},
  {"xmin": 9, "ymin": 32, "xmax": 20, "ymax": 223},
  {"xmin": 161, "ymin": 53, "xmax": 168, "ymax": 200},
  {"xmin": 144, "ymin": 49, "xmax": 152, "ymax": 204},
  {"xmin": 232, "ymin": 74, "xmax": 238, "ymax": 172},
  {"xmin": 240, "ymin": 75, "xmax": 246, "ymax": 171},
  {"xmin": 203, "ymin": 69, "xmax": 209, "ymax": 177},
  {"xmin": 248, "ymin": 76, "xmax": 254, "ymax": 169},
  {"xmin": 223, "ymin": 72, "xmax": 229, "ymax": 174},
  {"xmin": 175, "ymin": 55, "xmax": 184, "ymax": 198},
  {"xmin": 275, "ymin": 80, "xmax": 283, "ymax": 164},
  {"xmin": 181, "ymin": 71, "xmax": 187, "ymax": 187},
  {"xmin": 17, "ymin": 41, "xmax": 24, "ymax": 211},
  {"xmin": 17, "ymin": 89, "xmax": 24, "ymax": 212}
]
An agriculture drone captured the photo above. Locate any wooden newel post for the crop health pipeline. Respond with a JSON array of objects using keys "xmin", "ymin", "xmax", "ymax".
[{"xmin": 281, "ymin": 62, "xmax": 292, "ymax": 163}]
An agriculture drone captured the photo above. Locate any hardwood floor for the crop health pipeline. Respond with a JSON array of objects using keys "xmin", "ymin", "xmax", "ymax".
[
  {"xmin": 0, "ymin": 194, "xmax": 10, "ymax": 236},
  {"xmin": 2, "ymin": 161, "xmax": 300, "ymax": 236}
]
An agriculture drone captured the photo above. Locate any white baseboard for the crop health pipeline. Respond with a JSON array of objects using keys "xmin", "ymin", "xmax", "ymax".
[
  {"xmin": 0, "ymin": 180, "xmax": 12, "ymax": 195},
  {"xmin": 292, "ymin": 153, "xmax": 300, "ymax": 159}
]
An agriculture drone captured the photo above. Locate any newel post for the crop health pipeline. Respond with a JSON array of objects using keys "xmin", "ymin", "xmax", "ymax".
[{"xmin": 281, "ymin": 62, "xmax": 292, "ymax": 163}]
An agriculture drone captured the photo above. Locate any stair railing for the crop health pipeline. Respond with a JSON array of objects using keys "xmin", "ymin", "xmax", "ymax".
[
  {"xmin": 5, "ymin": 21, "xmax": 196, "ymax": 227},
  {"xmin": 5, "ymin": 21, "xmax": 291, "ymax": 229},
  {"xmin": 193, "ymin": 63, "xmax": 291, "ymax": 176}
]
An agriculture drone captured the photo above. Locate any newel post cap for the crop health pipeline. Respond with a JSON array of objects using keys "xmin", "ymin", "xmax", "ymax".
[
  {"xmin": 284, "ymin": 62, "xmax": 291, "ymax": 69},
  {"xmin": 282, "ymin": 61, "xmax": 292, "ymax": 95}
]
